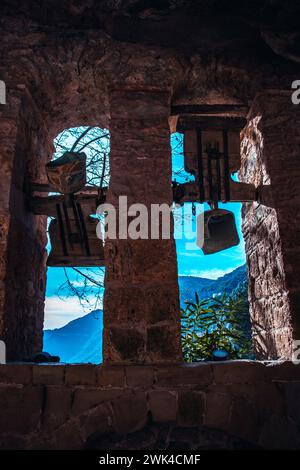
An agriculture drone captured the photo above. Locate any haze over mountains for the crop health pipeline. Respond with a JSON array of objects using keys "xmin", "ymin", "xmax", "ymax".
[
  {"xmin": 43, "ymin": 264, "xmax": 247, "ymax": 363},
  {"xmin": 179, "ymin": 264, "xmax": 247, "ymax": 307}
]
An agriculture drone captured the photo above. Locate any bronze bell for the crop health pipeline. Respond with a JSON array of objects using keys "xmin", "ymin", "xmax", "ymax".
[
  {"xmin": 202, "ymin": 208, "xmax": 239, "ymax": 255},
  {"xmin": 46, "ymin": 151, "xmax": 86, "ymax": 194}
]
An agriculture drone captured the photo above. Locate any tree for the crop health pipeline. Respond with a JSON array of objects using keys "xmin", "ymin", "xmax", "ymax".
[
  {"xmin": 49, "ymin": 126, "xmax": 110, "ymax": 311},
  {"xmin": 53, "ymin": 126, "xmax": 110, "ymax": 187},
  {"xmin": 181, "ymin": 284, "xmax": 253, "ymax": 362}
]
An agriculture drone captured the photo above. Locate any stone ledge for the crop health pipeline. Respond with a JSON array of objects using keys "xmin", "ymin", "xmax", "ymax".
[
  {"xmin": 0, "ymin": 361, "xmax": 299, "ymax": 387},
  {"xmin": 0, "ymin": 364, "xmax": 32, "ymax": 384},
  {"xmin": 33, "ymin": 365, "xmax": 65, "ymax": 385},
  {"xmin": 65, "ymin": 365, "xmax": 96, "ymax": 386},
  {"xmin": 212, "ymin": 361, "xmax": 267, "ymax": 384},
  {"xmin": 154, "ymin": 363, "xmax": 213, "ymax": 387}
]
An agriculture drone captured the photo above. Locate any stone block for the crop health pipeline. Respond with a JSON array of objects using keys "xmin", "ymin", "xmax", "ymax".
[
  {"xmin": 125, "ymin": 366, "xmax": 154, "ymax": 387},
  {"xmin": 97, "ymin": 366, "xmax": 125, "ymax": 387},
  {"xmin": 110, "ymin": 90, "xmax": 170, "ymax": 121},
  {"xmin": 227, "ymin": 382, "xmax": 285, "ymax": 416},
  {"xmin": 65, "ymin": 365, "xmax": 96, "ymax": 385},
  {"xmin": 0, "ymin": 385, "xmax": 42, "ymax": 433},
  {"xmin": 146, "ymin": 325, "xmax": 182, "ymax": 363},
  {"xmin": 42, "ymin": 386, "xmax": 72, "ymax": 431},
  {"xmin": 112, "ymin": 391, "xmax": 148, "ymax": 434},
  {"xmin": 104, "ymin": 286, "xmax": 179, "ymax": 325},
  {"xmin": 32, "ymin": 365, "xmax": 65, "ymax": 385},
  {"xmin": 155, "ymin": 363, "xmax": 212, "ymax": 387},
  {"xmin": 72, "ymin": 388, "xmax": 123, "ymax": 416},
  {"xmin": 80, "ymin": 403, "xmax": 114, "ymax": 441},
  {"xmin": 0, "ymin": 364, "xmax": 32, "ymax": 384},
  {"xmin": 282, "ymin": 382, "xmax": 300, "ymax": 423},
  {"xmin": 228, "ymin": 397, "xmax": 260, "ymax": 443},
  {"xmin": 148, "ymin": 391, "xmax": 177, "ymax": 422},
  {"xmin": 103, "ymin": 327, "xmax": 145, "ymax": 363},
  {"xmin": 266, "ymin": 361, "xmax": 300, "ymax": 381},
  {"xmin": 213, "ymin": 361, "xmax": 266, "ymax": 384},
  {"xmin": 204, "ymin": 392, "xmax": 231, "ymax": 430},
  {"xmin": 177, "ymin": 391, "xmax": 204, "ymax": 427}
]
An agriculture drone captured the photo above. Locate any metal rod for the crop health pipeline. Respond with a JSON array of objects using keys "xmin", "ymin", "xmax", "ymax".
[
  {"xmin": 223, "ymin": 130, "xmax": 230, "ymax": 202},
  {"xmin": 215, "ymin": 143, "xmax": 222, "ymax": 201},
  {"xmin": 56, "ymin": 203, "xmax": 68, "ymax": 256},
  {"xmin": 76, "ymin": 202, "xmax": 91, "ymax": 257},
  {"xmin": 62, "ymin": 200, "xmax": 73, "ymax": 248},
  {"xmin": 171, "ymin": 104, "xmax": 248, "ymax": 116},
  {"xmin": 71, "ymin": 194, "xmax": 84, "ymax": 246},
  {"xmin": 207, "ymin": 147, "xmax": 213, "ymax": 202},
  {"xmin": 196, "ymin": 129, "xmax": 205, "ymax": 202}
]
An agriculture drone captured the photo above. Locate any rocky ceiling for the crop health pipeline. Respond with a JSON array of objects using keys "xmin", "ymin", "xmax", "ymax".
[{"xmin": 0, "ymin": 0, "xmax": 300, "ymax": 64}]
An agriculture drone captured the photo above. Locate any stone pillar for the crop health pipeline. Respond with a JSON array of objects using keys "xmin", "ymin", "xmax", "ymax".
[
  {"xmin": 0, "ymin": 89, "xmax": 50, "ymax": 360},
  {"xmin": 103, "ymin": 89, "xmax": 182, "ymax": 364},
  {"xmin": 241, "ymin": 90, "xmax": 300, "ymax": 359},
  {"xmin": 0, "ymin": 92, "xmax": 19, "ymax": 352}
]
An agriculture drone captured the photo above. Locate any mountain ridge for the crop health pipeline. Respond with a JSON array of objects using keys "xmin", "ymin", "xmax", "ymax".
[{"xmin": 44, "ymin": 264, "xmax": 247, "ymax": 363}]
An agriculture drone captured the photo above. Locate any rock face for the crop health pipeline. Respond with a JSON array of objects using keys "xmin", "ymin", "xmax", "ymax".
[
  {"xmin": 1, "ymin": 1, "xmax": 300, "ymax": 62},
  {"xmin": 240, "ymin": 91, "xmax": 300, "ymax": 359}
]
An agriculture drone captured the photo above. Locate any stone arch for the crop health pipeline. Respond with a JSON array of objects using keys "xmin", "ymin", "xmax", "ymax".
[{"xmin": 0, "ymin": 46, "xmax": 110, "ymax": 359}]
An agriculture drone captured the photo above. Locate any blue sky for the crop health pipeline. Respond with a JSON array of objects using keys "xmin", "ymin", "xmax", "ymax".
[
  {"xmin": 44, "ymin": 130, "xmax": 245, "ymax": 329},
  {"xmin": 175, "ymin": 201, "xmax": 245, "ymax": 278},
  {"xmin": 45, "ymin": 267, "xmax": 104, "ymax": 328},
  {"xmin": 171, "ymin": 132, "xmax": 245, "ymax": 277}
]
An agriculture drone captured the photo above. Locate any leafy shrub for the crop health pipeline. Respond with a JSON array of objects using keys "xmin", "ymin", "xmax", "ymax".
[{"xmin": 181, "ymin": 285, "xmax": 253, "ymax": 362}]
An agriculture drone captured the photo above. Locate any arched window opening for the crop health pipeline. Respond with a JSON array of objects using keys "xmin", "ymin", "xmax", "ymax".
[
  {"xmin": 171, "ymin": 132, "xmax": 252, "ymax": 362},
  {"xmin": 43, "ymin": 126, "xmax": 110, "ymax": 364}
]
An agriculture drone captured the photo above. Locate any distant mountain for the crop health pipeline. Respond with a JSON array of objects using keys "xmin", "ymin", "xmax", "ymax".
[
  {"xmin": 178, "ymin": 264, "xmax": 247, "ymax": 307},
  {"xmin": 43, "ymin": 310, "xmax": 103, "ymax": 363},
  {"xmin": 43, "ymin": 265, "xmax": 247, "ymax": 363}
]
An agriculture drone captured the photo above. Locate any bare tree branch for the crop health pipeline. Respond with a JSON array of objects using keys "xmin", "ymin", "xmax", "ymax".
[{"xmin": 50, "ymin": 126, "xmax": 110, "ymax": 310}]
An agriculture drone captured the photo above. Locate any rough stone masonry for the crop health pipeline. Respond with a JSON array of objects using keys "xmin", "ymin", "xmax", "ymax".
[{"xmin": 0, "ymin": 0, "xmax": 300, "ymax": 450}]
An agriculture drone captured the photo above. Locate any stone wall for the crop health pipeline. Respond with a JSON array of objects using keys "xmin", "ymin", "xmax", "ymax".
[
  {"xmin": 241, "ymin": 91, "xmax": 300, "ymax": 359},
  {"xmin": 0, "ymin": 89, "xmax": 52, "ymax": 361},
  {"xmin": 0, "ymin": 362, "xmax": 299, "ymax": 450},
  {"xmin": 1, "ymin": 7, "xmax": 300, "ymax": 364}
]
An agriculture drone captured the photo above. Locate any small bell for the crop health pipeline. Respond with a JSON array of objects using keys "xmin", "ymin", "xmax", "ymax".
[
  {"xmin": 46, "ymin": 151, "xmax": 86, "ymax": 194},
  {"xmin": 202, "ymin": 208, "xmax": 239, "ymax": 255}
]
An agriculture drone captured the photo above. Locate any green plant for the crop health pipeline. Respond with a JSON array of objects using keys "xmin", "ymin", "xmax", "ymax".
[{"xmin": 181, "ymin": 286, "xmax": 253, "ymax": 362}]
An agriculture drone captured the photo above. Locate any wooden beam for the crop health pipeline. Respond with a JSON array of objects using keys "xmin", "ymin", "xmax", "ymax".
[
  {"xmin": 30, "ymin": 183, "xmax": 107, "ymax": 196},
  {"xmin": 176, "ymin": 115, "xmax": 247, "ymax": 132},
  {"xmin": 173, "ymin": 181, "xmax": 257, "ymax": 204},
  {"xmin": 170, "ymin": 104, "xmax": 248, "ymax": 116},
  {"xmin": 47, "ymin": 255, "xmax": 105, "ymax": 267},
  {"xmin": 29, "ymin": 194, "xmax": 102, "ymax": 216}
]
